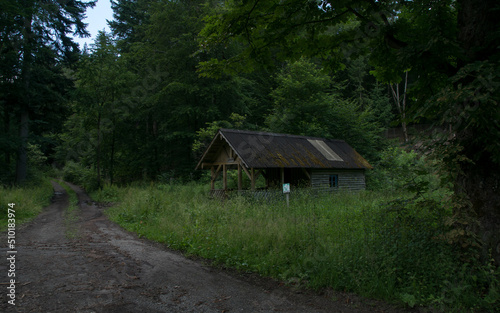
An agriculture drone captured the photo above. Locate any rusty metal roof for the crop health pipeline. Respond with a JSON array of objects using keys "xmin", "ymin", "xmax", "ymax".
[{"xmin": 196, "ymin": 129, "xmax": 372, "ymax": 170}]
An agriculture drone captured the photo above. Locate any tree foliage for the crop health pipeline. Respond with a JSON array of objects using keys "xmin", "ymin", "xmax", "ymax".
[
  {"xmin": 265, "ymin": 58, "xmax": 385, "ymax": 161},
  {"xmin": 198, "ymin": 0, "xmax": 500, "ymax": 265},
  {"xmin": 57, "ymin": 0, "xmax": 272, "ymax": 184},
  {"xmin": 0, "ymin": 0, "xmax": 95, "ymax": 184},
  {"xmin": 55, "ymin": 0, "xmax": 393, "ymax": 186},
  {"xmin": 59, "ymin": 32, "xmax": 132, "ymax": 187}
]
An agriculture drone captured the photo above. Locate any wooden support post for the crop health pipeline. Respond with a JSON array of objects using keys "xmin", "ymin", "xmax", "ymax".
[
  {"xmin": 211, "ymin": 164, "xmax": 223, "ymax": 189},
  {"xmin": 280, "ymin": 167, "xmax": 285, "ymax": 186},
  {"xmin": 251, "ymin": 168, "xmax": 255, "ymax": 190},
  {"xmin": 237, "ymin": 164, "xmax": 242, "ymax": 191},
  {"xmin": 223, "ymin": 164, "xmax": 227, "ymax": 190},
  {"xmin": 301, "ymin": 167, "xmax": 311, "ymax": 180},
  {"xmin": 211, "ymin": 166, "xmax": 215, "ymax": 190}
]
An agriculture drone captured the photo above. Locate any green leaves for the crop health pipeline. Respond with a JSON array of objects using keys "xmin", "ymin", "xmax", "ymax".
[
  {"xmin": 424, "ymin": 60, "xmax": 500, "ymax": 165},
  {"xmin": 265, "ymin": 58, "xmax": 384, "ymax": 160},
  {"xmin": 198, "ymin": 0, "xmax": 361, "ymax": 75}
]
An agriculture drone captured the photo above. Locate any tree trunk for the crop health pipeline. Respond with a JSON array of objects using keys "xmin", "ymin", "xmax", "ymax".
[
  {"xmin": 389, "ymin": 72, "xmax": 409, "ymax": 143},
  {"xmin": 456, "ymin": 151, "xmax": 500, "ymax": 264},
  {"xmin": 455, "ymin": 0, "xmax": 500, "ymax": 264},
  {"xmin": 4, "ymin": 105, "xmax": 11, "ymax": 166},
  {"xmin": 16, "ymin": 5, "xmax": 33, "ymax": 184},
  {"xmin": 96, "ymin": 111, "xmax": 102, "ymax": 190},
  {"xmin": 15, "ymin": 109, "xmax": 29, "ymax": 183},
  {"xmin": 110, "ymin": 128, "xmax": 115, "ymax": 185}
]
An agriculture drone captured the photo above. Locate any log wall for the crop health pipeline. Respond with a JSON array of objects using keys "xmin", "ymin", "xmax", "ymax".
[{"xmin": 311, "ymin": 169, "xmax": 366, "ymax": 191}]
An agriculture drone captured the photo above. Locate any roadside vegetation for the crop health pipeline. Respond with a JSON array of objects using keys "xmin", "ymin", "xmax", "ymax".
[
  {"xmin": 0, "ymin": 178, "xmax": 53, "ymax": 231},
  {"xmin": 0, "ymin": 144, "xmax": 57, "ymax": 231}
]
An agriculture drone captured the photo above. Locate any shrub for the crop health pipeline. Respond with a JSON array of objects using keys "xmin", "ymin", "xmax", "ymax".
[
  {"xmin": 90, "ymin": 183, "xmax": 125, "ymax": 203},
  {"xmin": 62, "ymin": 161, "xmax": 99, "ymax": 191},
  {"xmin": 366, "ymin": 146, "xmax": 444, "ymax": 195}
]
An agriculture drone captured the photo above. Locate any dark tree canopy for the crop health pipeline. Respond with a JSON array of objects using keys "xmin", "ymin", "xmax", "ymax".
[
  {"xmin": 0, "ymin": 0, "xmax": 95, "ymax": 183},
  {"xmin": 199, "ymin": 0, "xmax": 500, "ymax": 263}
]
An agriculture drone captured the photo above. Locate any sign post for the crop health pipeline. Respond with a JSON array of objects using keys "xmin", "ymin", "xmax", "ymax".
[{"xmin": 283, "ymin": 183, "xmax": 290, "ymax": 207}]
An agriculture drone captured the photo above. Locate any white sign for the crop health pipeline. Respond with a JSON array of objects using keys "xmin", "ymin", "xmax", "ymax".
[{"xmin": 283, "ymin": 183, "xmax": 290, "ymax": 194}]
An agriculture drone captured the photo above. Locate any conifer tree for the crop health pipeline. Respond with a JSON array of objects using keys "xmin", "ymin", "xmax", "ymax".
[{"xmin": 0, "ymin": 0, "xmax": 95, "ymax": 183}]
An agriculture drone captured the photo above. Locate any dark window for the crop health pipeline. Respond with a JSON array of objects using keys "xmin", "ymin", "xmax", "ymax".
[{"xmin": 329, "ymin": 174, "xmax": 338, "ymax": 188}]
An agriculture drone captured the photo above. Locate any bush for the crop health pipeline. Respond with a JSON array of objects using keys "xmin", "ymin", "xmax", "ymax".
[
  {"xmin": 90, "ymin": 183, "xmax": 124, "ymax": 203},
  {"xmin": 366, "ymin": 146, "xmax": 445, "ymax": 195},
  {"xmin": 371, "ymin": 197, "xmax": 499, "ymax": 311},
  {"xmin": 62, "ymin": 161, "xmax": 99, "ymax": 191}
]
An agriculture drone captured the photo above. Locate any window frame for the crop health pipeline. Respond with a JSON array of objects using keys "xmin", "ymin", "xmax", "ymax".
[{"xmin": 329, "ymin": 174, "xmax": 338, "ymax": 188}]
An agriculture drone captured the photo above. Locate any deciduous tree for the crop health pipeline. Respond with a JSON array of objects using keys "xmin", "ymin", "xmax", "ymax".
[{"xmin": 266, "ymin": 58, "xmax": 383, "ymax": 161}]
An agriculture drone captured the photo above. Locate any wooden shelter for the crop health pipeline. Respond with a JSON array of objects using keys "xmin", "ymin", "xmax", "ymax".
[{"xmin": 195, "ymin": 129, "xmax": 372, "ymax": 195}]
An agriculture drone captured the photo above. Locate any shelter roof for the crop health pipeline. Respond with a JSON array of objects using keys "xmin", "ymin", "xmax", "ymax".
[{"xmin": 196, "ymin": 129, "xmax": 372, "ymax": 170}]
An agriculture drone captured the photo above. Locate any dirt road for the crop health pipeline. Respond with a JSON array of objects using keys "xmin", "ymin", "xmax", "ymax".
[{"xmin": 1, "ymin": 181, "xmax": 408, "ymax": 312}]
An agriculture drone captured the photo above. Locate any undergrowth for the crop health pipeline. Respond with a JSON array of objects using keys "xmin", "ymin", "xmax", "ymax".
[{"xmin": 98, "ymin": 183, "xmax": 499, "ymax": 312}]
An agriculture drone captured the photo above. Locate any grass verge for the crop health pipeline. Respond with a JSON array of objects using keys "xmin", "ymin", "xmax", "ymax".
[{"xmin": 0, "ymin": 179, "xmax": 54, "ymax": 231}]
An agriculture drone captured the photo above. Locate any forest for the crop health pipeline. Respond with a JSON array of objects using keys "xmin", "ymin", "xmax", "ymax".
[{"xmin": 1, "ymin": 0, "xmax": 499, "ymax": 310}]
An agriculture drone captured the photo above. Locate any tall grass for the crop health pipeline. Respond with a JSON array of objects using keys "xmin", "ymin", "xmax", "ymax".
[
  {"xmin": 0, "ymin": 179, "xmax": 54, "ymax": 230},
  {"xmin": 100, "ymin": 183, "xmax": 498, "ymax": 312}
]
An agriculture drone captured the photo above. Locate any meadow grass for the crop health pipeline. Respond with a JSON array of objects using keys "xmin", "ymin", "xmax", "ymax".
[
  {"xmin": 0, "ymin": 179, "xmax": 54, "ymax": 231},
  {"xmin": 97, "ymin": 183, "xmax": 498, "ymax": 312}
]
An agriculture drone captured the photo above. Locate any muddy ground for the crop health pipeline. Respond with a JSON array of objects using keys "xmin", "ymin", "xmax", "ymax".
[{"xmin": 0, "ymin": 181, "xmax": 413, "ymax": 312}]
